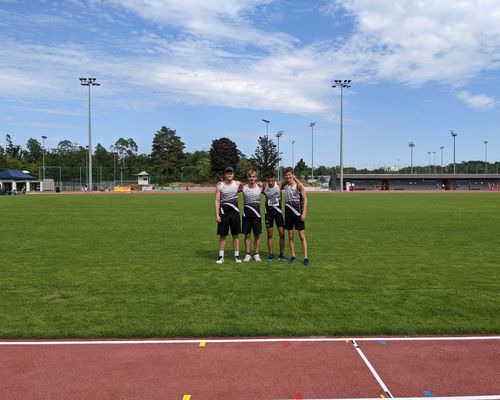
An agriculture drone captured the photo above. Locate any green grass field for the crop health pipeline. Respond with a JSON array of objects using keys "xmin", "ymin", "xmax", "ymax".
[{"xmin": 1, "ymin": 192, "xmax": 499, "ymax": 338}]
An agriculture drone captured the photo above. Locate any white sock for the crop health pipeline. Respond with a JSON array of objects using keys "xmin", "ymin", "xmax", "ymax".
[
  {"xmin": 234, "ymin": 251, "xmax": 240, "ymax": 257},
  {"xmin": 219, "ymin": 251, "xmax": 224, "ymax": 257}
]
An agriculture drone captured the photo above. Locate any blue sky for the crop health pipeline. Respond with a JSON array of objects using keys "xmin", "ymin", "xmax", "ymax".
[{"xmin": 1, "ymin": 0, "xmax": 499, "ymax": 170}]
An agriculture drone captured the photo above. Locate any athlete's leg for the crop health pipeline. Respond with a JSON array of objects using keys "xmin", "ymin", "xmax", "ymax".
[
  {"xmin": 266, "ymin": 227, "xmax": 274, "ymax": 255},
  {"xmin": 298, "ymin": 229, "xmax": 308, "ymax": 259},
  {"xmin": 232, "ymin": 234, "xmax": 240, "ymax": 252},
  {"xmin": 287, "ymin": 229, "xmax": 295, "ymax": 257},
  {"xmin": 245, "ymin": 233, "xmax": 251, "ymax": 254},
  {"xmin": 219, "ymin": 235, "xmax": 227, "ymax": 251},
  {"xmin": 278, "ymin": 226, "xmax": 285, "ymax": 255}
]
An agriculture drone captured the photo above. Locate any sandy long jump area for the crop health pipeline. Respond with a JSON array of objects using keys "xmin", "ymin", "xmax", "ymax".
[{"xmin": 1, "ymin": 336, "xmax": 499, "ymax": 400}]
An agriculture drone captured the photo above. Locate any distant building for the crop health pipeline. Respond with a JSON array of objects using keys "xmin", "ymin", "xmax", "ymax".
[
  {"xmin": 332, "ymin": 174, "xmax": 500, "ymax": 191},
  {"xmin": 0, "ymin": 170, "xmax": 38, "ymax": 192}
]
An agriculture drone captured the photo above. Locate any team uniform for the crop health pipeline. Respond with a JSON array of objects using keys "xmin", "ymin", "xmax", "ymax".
[
  {"xmin": 217, "ymin": 180, "xmax": 241, "ymax": 236},
  {"xmin": 263, "ymin": 184, "xmax": 284, "ymax": 228},
  {"xmin": 241, "ymin": 184, "xmax": 262, "ymax": 235},
  {"xmin": 284, "ymin": 183, "xmax": 305, "ymax": 231}
]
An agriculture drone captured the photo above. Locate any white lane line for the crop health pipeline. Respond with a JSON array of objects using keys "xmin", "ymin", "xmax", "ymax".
[
  {"xmin": 273, "ymin": 396, "xmax": 500, "ymax": 400},
  {"xmin": 351, "ymin": 339, "xmax": 394, "ymax": 398},
  {"xmin": 0, "ymin": 336, "xmax": 499, "ymax": 346}
]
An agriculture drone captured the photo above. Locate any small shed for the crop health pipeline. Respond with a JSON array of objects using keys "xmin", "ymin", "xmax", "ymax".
[
  {"xmin": 136, "ymin": 171, "xmax": 150, "ymax": 186},
  {"xmin": 0, "ymin": 170, "xmax": 38, "ymax": 192}
]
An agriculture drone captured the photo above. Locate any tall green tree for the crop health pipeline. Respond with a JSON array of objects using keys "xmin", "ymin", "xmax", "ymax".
[
  {"xmin": 294, "ymin": 158, "xmax": 309, "ymax": 179},
  {"xmin": 151, "ymin": 126, "xmax": 185, "ymax": 179},
  {"xmin": 209, "ymin": 137, "xmax": 239, "ymax": 177},
  {"xmin": 251, "ymin": 136, "xmax": 279, "ymax": 178},
  {"xmin": 5, "ymin": 134, "xmax": 22, "ymax": 159},
  {"xmin": 25, "ymin": 138, "xmax": 43, "ymax": 164}
]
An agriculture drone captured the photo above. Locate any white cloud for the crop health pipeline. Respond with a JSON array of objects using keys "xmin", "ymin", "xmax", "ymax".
[
  {"xmin": 2, "ymin": 0, "xmax": 500, "ymax": 118},
  {"xmin": 330, "ymin": 0, "xmax": 500, "ymax": 84},
  {"xmin": 457, "ymin": 90, "xmax": 496, "ymax": 110}
]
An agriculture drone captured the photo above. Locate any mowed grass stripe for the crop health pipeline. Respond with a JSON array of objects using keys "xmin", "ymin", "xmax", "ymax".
[{"xmin": 0, "ymin": 192, "xmax": 499, "ymax": 338}]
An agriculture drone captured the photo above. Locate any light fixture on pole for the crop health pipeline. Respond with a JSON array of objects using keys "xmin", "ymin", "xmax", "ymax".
[
  {"xmin": 427, "ymin": 151, "xmax": 431, "ymax": 173},
  {"xmin": 450, "ymin": 130, "xmax": 457, "ymax": 174},
  {"xmin": 80, "ymin": 77, "xmax": 100, "ymax": 191},
  {"xmin": 310, "ymin": 122, "xmax": 316, "ymax": 181},
  {"xmin": 262, "ymin": 119, "xmax": 270, "ymax": 138},
  {"xmin": 440, "ymin": 146, "xmax": 444, "ymax": 172},
  {"xmin": 432, "ymin": 151, "xmax": 436, "ymax": 174},
  {"xmin": 332, "ymin": 80, "xmax": 351, "ymax": 192},
  {"xmin": 408, "ymin": 142, "xmax": 415, "ymax": 174},
  {"xmin": 484, "ymin": 140, "xmax": 488, "ymax": 173},
  {"xmin": 276, "ymin": 130, "xmax": 284, "ymax": 180},
  {"xmin": 292, "ymin": 140, "xmax": 295, "ymax": 168},
  {"xmin": 41, "ymin": 135, "xmax": 47, "ymax": 191}
]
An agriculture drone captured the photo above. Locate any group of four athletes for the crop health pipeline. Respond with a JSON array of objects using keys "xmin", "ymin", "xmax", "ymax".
[{"xmin": 214, "ymin": 166, "xmax": 309, "ymax": 266}]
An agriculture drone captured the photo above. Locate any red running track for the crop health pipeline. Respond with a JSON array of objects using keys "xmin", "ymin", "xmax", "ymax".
[{"xmin": 1, "ymin": 336, "xmax": 499, "ymax": 400}]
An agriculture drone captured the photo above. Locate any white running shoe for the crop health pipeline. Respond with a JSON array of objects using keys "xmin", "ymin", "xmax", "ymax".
[
  {"xmin": 235, "ymin": 255, "xmax": 242, "ymax": 263},
  {"xmin": 254, "ymin": 254, "xmax": 262, "ymax": 262},
  {"xmin": 216, "ymin": 256, "xmax": 224, "ymax": 264},
  {"xmin": 243, "ymin": 254, "xmax": 252, "ymax": 262}
]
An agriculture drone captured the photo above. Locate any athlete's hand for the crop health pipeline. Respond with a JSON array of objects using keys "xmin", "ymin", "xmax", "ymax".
[
  {"xmin": 216, "ymin": 215, "xmax": 221, "ymax": 223},
  {"xmin": 300, "ymin": 214, "xmax": 306, "ymax": 221}
]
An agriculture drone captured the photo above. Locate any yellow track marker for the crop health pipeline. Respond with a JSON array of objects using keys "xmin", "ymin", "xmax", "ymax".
[
  {"xmin": 182, "ymin": 395, "xmax": 191, "ymax": 400},
  {"xmin": 380, "ymin": 395, "xmax": 385, "ymax": 398},
  {"xmin": 199, "ymin": 341, "xmax": 206, "ymax": 347}
]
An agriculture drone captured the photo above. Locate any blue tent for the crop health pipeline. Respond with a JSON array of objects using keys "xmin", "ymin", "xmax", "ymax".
[{"xmin": 0, "ymin": 170, "xmax": 37, "ymax": 181}]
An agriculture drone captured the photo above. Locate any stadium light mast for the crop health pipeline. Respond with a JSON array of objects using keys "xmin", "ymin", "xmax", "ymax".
[
  {"xmin": 408, "ymin": 142, "xmax": 415, "ymax": 174},
  {"xmin": 440, "ymin": 146, "xmax": 444, "ymax": 173},
  {"xmin": 484, "ymin": 140, "xmax": 488, "ymax": 173},
  {"xmin": 433, "ymin": 151, "xmax": 436, "ymax": 174},
  {"xmin": 276, "ymin": 130, "xmax": 284, "ymax": 180},
  {"xmin": 41, "ymin": 135, "xmax": 47, "ymax": 190},
  {"xmin": 80, "ymin": 77, "xmax": 100, "ymax": 191},
  {"xmin": 332, "ymin": 80, "xmax": 351, "ymax": 192},
  {"xmin": 262, "ymin": 119, "xmax": 270, "ymax": 139},
  {"xmin": 450, "ymin": 130, "xmax": 457, "ymax": 174},
  {"xmin": 310, "ymin": 122, "xmax": 316, "ymax": 181},
  {"xmin": 292, "ymin": 140, "xmax": 295, "ymax": 168}
]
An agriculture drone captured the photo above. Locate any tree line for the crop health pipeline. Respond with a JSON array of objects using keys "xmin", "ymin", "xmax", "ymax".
[{"xmin": 0, "ymin": 128, "xmax": 498, "ymax": 185}]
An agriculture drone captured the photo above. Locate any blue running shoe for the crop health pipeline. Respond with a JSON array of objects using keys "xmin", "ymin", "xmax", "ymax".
[
  {"xmin": 266, "ymin": 254, "xmax": 274, "ymax": 263},
  {"xmin": 303, "ymin": 258, "xmax": 310, "ymax": 267},
  {"xmin": 279, "ymin": 256, "xmax": 288, "ymax": 263},
  {"xmin": 289, "ymin": 256, "xmax": 296, "ymax": 264}
]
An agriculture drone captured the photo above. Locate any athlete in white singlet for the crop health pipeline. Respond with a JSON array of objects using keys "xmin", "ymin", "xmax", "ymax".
[
  {"xmin": 282, "ymin": 167, "xmax": 309, "ymax": 266},
  {"xmin": 215, "ymin": 166, "xmax": 242, "ymax": 264}
]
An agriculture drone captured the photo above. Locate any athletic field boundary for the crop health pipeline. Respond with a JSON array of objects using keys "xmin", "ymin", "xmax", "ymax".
[{"xmin": 1, "ymin": 335, "xmax": 499, "ymax": 346}]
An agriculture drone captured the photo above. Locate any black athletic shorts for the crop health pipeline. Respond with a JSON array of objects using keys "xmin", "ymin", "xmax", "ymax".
[
  {"xmin": 242, "ymin": 216, "xmax": 262, "ymax": 235},
  {"xmin": 265, "ymin": 211, "xmax": 284, "ymax": 229},
  {"xmin": 284, "ymin": 211, "xmax": 305, "ymax": 231},
  {"xmin": 217, "ymin": 211, "xmax": 241, "ymax": 236}
]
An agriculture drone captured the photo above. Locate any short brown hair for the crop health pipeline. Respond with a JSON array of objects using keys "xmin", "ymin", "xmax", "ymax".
[
  {"xmin": 246, "ymin": 170, "xmax": 257, "ymax": 177},
  {"xmin": 283, "ymin": 167, "xmax": 294, "ymax": 175},
  {"xmin": 266, "ymin": 171, "xmax": 275, "ymax": 178}
]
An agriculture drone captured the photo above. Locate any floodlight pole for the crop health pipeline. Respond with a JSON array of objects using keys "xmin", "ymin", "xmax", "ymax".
[
  {"xmin": 484, "ymin": 140, "xmax": 488, "ymax": 173},
  {"xmin": 427, "ymin": 151, "xmax": 431, "ymax": 173},
  {"xmin": 310, "ymin": 122, "xmax": 315, "ymax": 181},
  {"xmin": 440, "ymin": 146, "xmax": 444, "ymax": 173},
  {"xmin": 276, "ymin": 130, "xmax": 284, "ymax": 180},
  {"xmin": 408, "ymin": 142, "xmax": 415, "ymax": 174},
  {"xmin": 332, "ymin": 80, "xmax": 351, "ymax": 192},
  {"xmin": 450, "ymin": 130, "xmax": 457, "ymax": 174},
  {"xmin": 80, "ymin": 78, "xmax": 100, "ymax": 191},
  {"xmin": 41, "ymin": 135, "xmax": 47, "ymax": 190},
  {"xmin": 433, "ymin": 151, "xmax": 436, "ymax": 174},
  {"xmin": 262, "ymin": 119, "xmax": 270, "ymax": 139}
]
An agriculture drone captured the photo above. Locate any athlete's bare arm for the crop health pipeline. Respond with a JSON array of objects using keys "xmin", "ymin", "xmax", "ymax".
[
  {"xmin": 298, "ymin": 182, "xmax": 308, "ymax": 221},
  {"xmin": 215, "ymin": 183, "xmax": 222, "ymax": 223}
]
